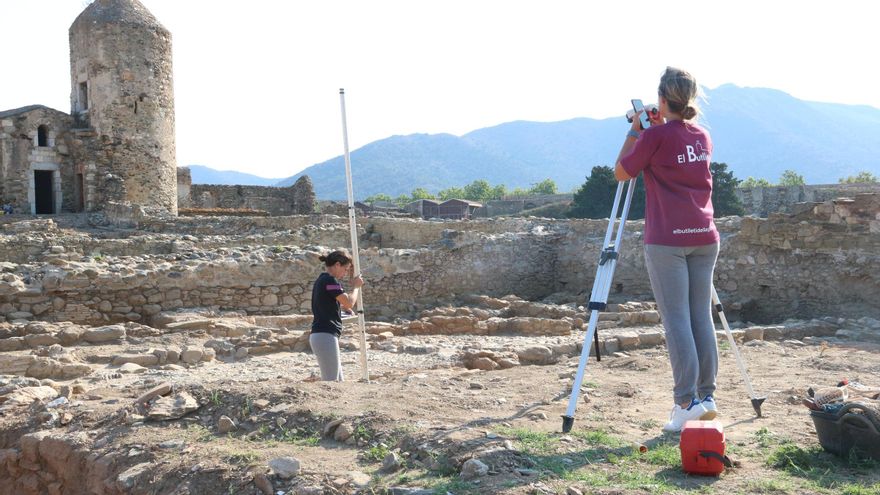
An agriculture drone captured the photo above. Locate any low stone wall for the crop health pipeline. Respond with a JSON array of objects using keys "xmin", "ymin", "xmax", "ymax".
[
  {"xmin": 176, "ymin": 167, "xmax": 192, "ymax": 208},
  {"xmin": 0, "ymin": 231, "xmax": 559, "ymax": 325},
  {"xmin": 736, "ymin": 183, "xmax": 880, "ymax": 217},
  {"xmin": 136, "ymin": 213, "xmax": 345, "ymax": 234},
  {"xmin": 0, "ymin": 194, "xmax": 877, "ymax": 325},
  {"xmin": 476, "ymin": 194, "xmax": 574, "ymax": 217},
  {"xmin": 717, "ymin": 194, "xmax": 880, "ymax": 321},
  {"xmin": 188, "ymin": 176, "xmax": 316, "ymax": 216}
]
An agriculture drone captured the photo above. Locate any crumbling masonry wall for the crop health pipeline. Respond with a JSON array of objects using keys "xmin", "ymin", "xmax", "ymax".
[
  {"xmin": 0, "ymin": 194, "xmax": 877, "ymax": 326},
  {"xmin": 187, "ymin": 176, "xmax": 316, "ymax": 216},
  {"xmin": 176, "ymin": 167, "xmax": 191, "ymax": 208},
  {"xmin": 717, "ymin": 194, "xmax": 880, "ymax": 321},
  {"xmin": 0, "ymin": 233, "xmax": 558, "ymax": 328},
  {"xmin": 736, "ymin": 182, "xmax": 880, "ymax": 217},
  {"xmin": 190, "ymin": 185, "xmax": 299, "ymax": 215}
]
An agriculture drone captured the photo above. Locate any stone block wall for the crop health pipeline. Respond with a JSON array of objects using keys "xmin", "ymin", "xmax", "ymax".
[
  {"xmin": 476, "ymin": 194, "xmax": 575, "ymax": 217},
  {"xmin": 188, "ymin": 176, "xmax": 316, "ymax": 216},
  {"xmin": 717, "ymin": 194, "xmax": 880, "ymax": 321},
  {"xmin": 736, "ymin": 183, "xmax": 880, "ymax": 217},
  {"xmin": 0, "ymin": 233, "xmax": 557, "ymax": 325},
  {"xmin": 0, "ymin": 194, "xmax": 877, "ymax": 325},
  {"xmin": 0, "ymin": 222, "xmax": 354, "ymax": 265},
  {"xmin": 176, "ymin": 167, "xmax": 191, "ymax": 208}
]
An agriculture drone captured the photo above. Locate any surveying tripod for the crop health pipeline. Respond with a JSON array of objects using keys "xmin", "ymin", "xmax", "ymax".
[
  {"xmin": 562, "ymin": 177, "xmax": 638, "ymax": 433},
  {"xmin": 560, "ymin": 176, "xmax": 766, "ymax": 433}
]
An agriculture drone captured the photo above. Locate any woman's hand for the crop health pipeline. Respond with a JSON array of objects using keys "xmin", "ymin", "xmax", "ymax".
[
  {"xmin": 630, "ymin": 113, "xmax": 644, "ymax": 134},
  {"xmin": 350, "ymin": 275, "xmax": 364, "ymax": 288},
  {"xmin": 648, "ymin": 108, "xmax": 666, "ymax": 127}
]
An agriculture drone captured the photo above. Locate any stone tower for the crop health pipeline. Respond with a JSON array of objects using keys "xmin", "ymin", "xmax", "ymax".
[{"xmin": 69, "ymin": 0, "xmax": 178, "ymax": 214}]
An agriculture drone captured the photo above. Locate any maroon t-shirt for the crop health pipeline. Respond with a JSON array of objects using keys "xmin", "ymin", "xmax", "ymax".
[{"xmin": 620, "ymin": 120, "xmax": 719, "ymax": 246}]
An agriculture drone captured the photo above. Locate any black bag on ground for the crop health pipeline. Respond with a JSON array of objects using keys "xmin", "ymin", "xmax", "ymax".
[{"xmin": 810, "ymin": 402, "xmax": 880, "ymax": 460}]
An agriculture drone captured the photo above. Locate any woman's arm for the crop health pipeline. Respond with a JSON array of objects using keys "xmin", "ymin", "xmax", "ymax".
[
  {"xmin": 616, "ymin": 108, "xmax": 665, "ymax": 181},
  {"xmin": 335, "ymin": 276, "xmax": 364, "ymax": 311},
  {"xmin": 615, "ymin": 132, "xmax": 639, "ymax": 181}
]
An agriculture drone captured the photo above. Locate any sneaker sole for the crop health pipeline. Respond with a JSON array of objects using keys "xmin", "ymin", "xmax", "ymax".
[{"xmin": 700, "ymin": 410, "xmax": 717, "ymax": 420}]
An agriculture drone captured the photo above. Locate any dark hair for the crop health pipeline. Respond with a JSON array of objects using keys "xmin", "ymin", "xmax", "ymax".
[
  {"xmin": 319, "ymin": 250, "xmax": 352, "ymax": 267},
  {"xmin": 658, "ymin": 66, "xmax": 700, "ymax": 120}
]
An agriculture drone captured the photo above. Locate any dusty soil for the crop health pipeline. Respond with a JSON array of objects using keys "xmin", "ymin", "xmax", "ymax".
[{"xmin": 2, "ymin": 321, "xmax": 879, "ymax": 495}]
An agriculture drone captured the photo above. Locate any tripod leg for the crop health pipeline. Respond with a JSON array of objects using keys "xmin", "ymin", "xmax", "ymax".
[
  {"xmin": 563, "ymin": 310, "xmax": 600, "ymax": 432},
  {"xmin": 712, "ymin": 285, "xmax": 765, "ymax": 417}
]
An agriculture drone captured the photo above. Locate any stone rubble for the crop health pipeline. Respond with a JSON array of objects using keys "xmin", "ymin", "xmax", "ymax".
[{"xmin": 0, "ymin": 193, "xmax": 877, "ymax": 494}]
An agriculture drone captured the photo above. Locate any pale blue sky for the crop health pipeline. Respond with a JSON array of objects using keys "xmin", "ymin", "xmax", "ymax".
[{"xmin": 1, "ymin": 0, "xmax": 877, "ymax": 179}]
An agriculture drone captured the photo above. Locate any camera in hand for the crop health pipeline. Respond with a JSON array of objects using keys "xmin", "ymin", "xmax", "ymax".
[
  {"xmin": 631, "ymin": 99, "xmax": 651, "ymax": 130},
  {"xmin": 626, "ymin": 102, "xmax": 659, "ymax": 128}
]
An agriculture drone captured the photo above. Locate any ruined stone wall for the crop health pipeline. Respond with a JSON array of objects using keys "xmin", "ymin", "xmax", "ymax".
[
  {"xmin": 553, "ymin": 197, "xmax": 880, "ymax": 322},
  {"xmin": 476, "ymin": 200, "xmax": 530, "ymax": 217},
  {"xmin": 136, "ymin": 214, "xmax": 346, "ymax": 235},
  {"xmin": 736, "ymin": 183, "xmax": 880, "ymax": 217},
  {"xmin": 0, "ymin": 222, "xmax": 353, "ymax": 265},
  {"xmin": 0, "ymin": 194, "xmax": 877, "ymax": 325},
  {"xmin": 291, "ymin": 176, "xmax": 316, "ymax": 214},
  {"xmin": 190, "ymin": 185, "xmax": 295, "ymax": 215},
  {"xmin": 718, "ymin": 194, "xmax": 880, "ymax": 321},
  {"xmin": 554, "ymin": 219, "xmax": 654, "ymax": 300},
  {"xmin": 0, "ymin": 233, "xmax": 556, "ymax": 326},
  {"xmin": 364, "ymin": 217, "xmax": 564, "ymax": 248},
  {"xmin": 188, "ymin": 176, "xmax": 316, "ymax": 216},
  {"xmin": 176, "ymin": 167, "xmax": 191, "ymax": 208},
  {"xmin": 69, "ymin": 0, "xmax": 178, "ymax": 214},
  {"xmin": 477, "ymin": 194, "xmax": 574, "ymax": 217}
]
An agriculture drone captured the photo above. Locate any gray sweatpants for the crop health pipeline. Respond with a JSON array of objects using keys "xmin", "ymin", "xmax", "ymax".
[
  {"xmin": 309, "ymin": 332, "xmax": 344, "ymax": 381},
  {"xmin": 644, "ymin": 243, "xmax": 719, "ymax": 405}
]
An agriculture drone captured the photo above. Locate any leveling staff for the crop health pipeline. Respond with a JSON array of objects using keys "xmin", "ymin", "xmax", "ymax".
[
  {"xmin": 615, "ymin": 67, "xmax": 720, "ymax": 432},
  {"xmin": 310, "ymin": 250, "xmax": 364, "ymax": 381}
]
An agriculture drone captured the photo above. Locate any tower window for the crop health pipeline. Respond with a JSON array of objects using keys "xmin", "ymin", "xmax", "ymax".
[
  {"xmin": 79, "ymin": 82, "xmax": 89, "ymax": 111},
  {"xmin": 37, "ymin": 125, "xmax": 49, "ymax": 147}
]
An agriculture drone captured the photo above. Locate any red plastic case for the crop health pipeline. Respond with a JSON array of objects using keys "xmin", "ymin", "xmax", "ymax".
[{"xmin": 680, "ymin": 420, "xmax": 730, "ymax": 476}]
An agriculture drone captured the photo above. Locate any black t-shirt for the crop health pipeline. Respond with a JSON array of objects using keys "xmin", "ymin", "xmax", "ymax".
[{"xmin": 311, "ymin": 272, "xmax": 346, "ymax": 336}]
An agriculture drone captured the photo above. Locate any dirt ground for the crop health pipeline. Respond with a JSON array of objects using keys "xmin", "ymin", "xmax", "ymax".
[{"xmin": 3, "ymin": 323, "xmax": 879, "ymax": 495}]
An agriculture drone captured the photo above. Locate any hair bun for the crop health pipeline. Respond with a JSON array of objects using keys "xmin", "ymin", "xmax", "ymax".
[
  {"xmin": 318, "ymin": 255, "xmax": 328, "ymax": 262},
  {"xmin": 682, "ymin": 106, "xmax": 697, "ymax": 120}
]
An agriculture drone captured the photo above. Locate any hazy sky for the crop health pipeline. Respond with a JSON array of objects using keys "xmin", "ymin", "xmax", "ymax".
[{"xmin": 2, "ymin": 1, "xmax": 878, "ymax": 180}]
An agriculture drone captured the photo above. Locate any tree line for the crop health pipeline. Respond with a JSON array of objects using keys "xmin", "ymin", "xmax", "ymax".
[
  {"xmin": 740, "ymin": 170, "xmax": 878, "ymax": 188},
  {"xmin": 365, "ymin": 178, "xmax": 559, "ymax": 207},
  {"xmin": 365, "ymin": 166, "xmax": 879, "ymax": 218}
]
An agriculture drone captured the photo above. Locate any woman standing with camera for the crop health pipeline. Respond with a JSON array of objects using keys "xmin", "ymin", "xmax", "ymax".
[
  {"xmin": 310, "ymin": 250, "xmax": 364, "ymax": 381},
  {"xmin": 615, "ymin": 67, "xmax": 720, "ymax": 432}
]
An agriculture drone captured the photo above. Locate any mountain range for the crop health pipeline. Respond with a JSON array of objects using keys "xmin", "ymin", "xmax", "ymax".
[
  {"xmin": 187, "ymin": 85, "xmax": 880, "ymax": 199},
  {"xmin": 186, "ymin": 165, "xmax": 282, "ymax": 187}
]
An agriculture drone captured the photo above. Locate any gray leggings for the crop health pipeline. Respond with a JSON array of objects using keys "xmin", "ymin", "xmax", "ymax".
[
  {"xmin": 309, "ymin": 332, "xmax": 344, "ymax": 381},
  {"xmin": 644, "ymin": 243, "xmax": 719, "ymax": 405}
]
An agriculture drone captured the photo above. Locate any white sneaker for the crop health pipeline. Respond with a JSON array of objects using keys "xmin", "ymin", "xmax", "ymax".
[
  {"xmin": 701, "ymin": 394, "xmax": 718, "ymax": 420},
  {"xmin": 663, "ymin": 399, "xmax": 709, "ymax": 433}
]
